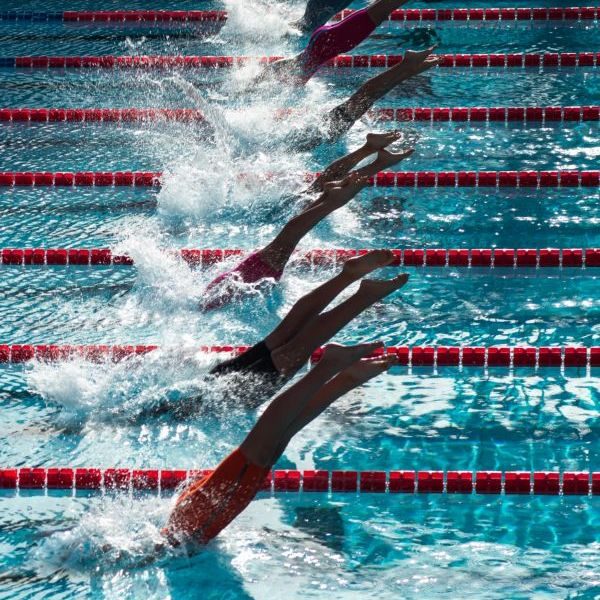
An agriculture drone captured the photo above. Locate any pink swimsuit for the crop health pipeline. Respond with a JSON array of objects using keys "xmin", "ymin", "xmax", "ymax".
[
  {"xmin": 202, "ymin": 252, "xmax": 284, "ymax": 311},
  {"xmin": 300, "ymin": 8, "xmax": 377, "ymax": 79}
]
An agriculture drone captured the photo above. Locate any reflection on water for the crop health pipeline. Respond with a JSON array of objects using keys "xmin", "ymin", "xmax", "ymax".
[{"xmin": 0, "ymin": 0, "xmax": 598, "ymax": 597}]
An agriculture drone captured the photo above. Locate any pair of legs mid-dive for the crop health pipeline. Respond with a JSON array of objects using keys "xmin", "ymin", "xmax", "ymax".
[
  {"xmin": 209, "ymin": 249, "xmax": 408, "ymax": 391},
  {"xmin": 291, "ymin": 46, "xmax": 440, "ymax": 151},
  {"xmin": 262, "ymin": 0, "xmax": 411, "ymax": 84},
  {"xmin": 201, "ymin": 133, "xmax": 412, "ymax": 310},
  {"xmin": 164, "ymin": 342, "xmax": 397, "ymax": 545}
]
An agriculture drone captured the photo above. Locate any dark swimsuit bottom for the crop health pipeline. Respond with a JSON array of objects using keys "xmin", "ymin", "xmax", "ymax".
[{"xmin": 209, "ymin": 340, "xmax": 279, "ymax": 379}]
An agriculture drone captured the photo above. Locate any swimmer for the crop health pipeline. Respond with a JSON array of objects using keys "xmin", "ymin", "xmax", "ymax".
[
  {"xmin": 288, "ymin": 46, "xmax": 441, "ymax": 151},
  {"xmin": 208, "ymin": 250, "xmax": 408, "ymax": 394},
  {"xmin": 259, "ymin": 0, "xmax": 412, "ymax": 85},
  {"xmin": 173, "ymin": 48, "xmax": 437, "ymax": 153},
  {"xmin": 138, "ymin": 251, "xmax": 407, "ymax": 420},
  {"xmin": 163, "ymin": 342, "xmax": 398, "ymax": 546},
  {"xmin": 202, "ymin": 133, "xmax": 413, "ymax": 310}
]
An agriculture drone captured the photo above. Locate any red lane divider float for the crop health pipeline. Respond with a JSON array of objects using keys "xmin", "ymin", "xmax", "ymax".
[
  {"xmin": 0, "ymin": 108, "xmax": 207, "ymax": 123},
  {"xmin": 0, "ymin": 344, "xmax": 597, "ymax": 368},
  {"xmin": 3, "ymin": 7, "xmax": 597, "ymax": 24},
  {"xmin": 0, "ymin": 106, "xmax": 598, "ymax": 124},
  {"xmin": 1, "ymin": 248, "xmax": 600, "ymax": 268},
  {"xmin": 63, "ymin": 10, "xmax": 228, "ymax": 23},
  {"xmin": 0, "ymin": 170, "xmax": 598, "ymax": 188},
  {"xmin": 335, "ymin": 7, "xmax": 600, "ymax": 22},
  {"xmin": 0, "ymin": 467, "xmax": 598, "ymax": 495},
  {"xmin": 52, "ymin": 7, "xmax": 600, "ymax": 24},
  {"xmin": 7, "ymin": 52, "xmax": 600, "ymax": 70}
]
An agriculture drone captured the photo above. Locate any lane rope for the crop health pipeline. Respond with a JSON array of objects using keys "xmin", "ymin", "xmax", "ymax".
[
  {"xmin": 0, "ymin": 7, "xmax": 597, "ymax": 23},
  {"xmin": 0, "ymin": 467, "xmax": 597, "ymax": 495},
  {"xmin": 0, "ymin": 344, "xmax": 597, "ymax": 368},
  {"xmin": 0, "ymin": 106, "xmax": 598, "ymax": 124},
  {"xmin": 0, "ymin": 170, "xmax": 598, "ymax": 188},
  {"xmin": 2, "ymin": 52, "xmax": 598, "ymax": 69},
  {"xmin": 1, "ymin": 247, "xmax": 599, "ymax": 268}
]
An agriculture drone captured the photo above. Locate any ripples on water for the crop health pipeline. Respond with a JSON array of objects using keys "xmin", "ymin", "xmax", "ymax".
[{"xmin": 0, "ymin": 0, "xmax": 598, "ymax": 597}]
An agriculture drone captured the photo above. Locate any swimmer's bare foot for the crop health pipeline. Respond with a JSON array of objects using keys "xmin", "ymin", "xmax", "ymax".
[
  {"xmin": 373, "ymin": 148, "xmax": 414, "ymax": 170},
  {"xmin": 342, "ymin": 249, "xmax": 394, "ymax": 278},
  {"xmin": 358, "ymin": 273, "xmax": 410, "ymax": 300},
  {"xmin": 324, "ymin": 173, "xmax": 369, "ymax": 206},
  {"xmin": 342, "ymin": 354, "xmax": 398, "ymax": 384},
  {"xmin": 366, "ymin": 131, "xmax": 403, "ymax": 151},
  {"xmin": 402, "ymin": 46, "xmax": 442, "ymax": 76},
  {"xmin": 324, "ymin": 172, "xmax": 366, "ymax": 192},
  {"xmin": 320, "ymin": 342, "xmax": 384, "ymax": 369}
]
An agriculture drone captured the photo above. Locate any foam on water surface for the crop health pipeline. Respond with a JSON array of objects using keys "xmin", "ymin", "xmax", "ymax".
[{"xmin": 0, "ymin": 0, "xmax": 598, "ymax": 597}]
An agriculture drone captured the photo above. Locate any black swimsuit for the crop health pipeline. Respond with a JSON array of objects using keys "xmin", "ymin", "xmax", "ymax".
[{"xmin": 209, "ymin": 340, "xmax": 278, "ymax": 377}]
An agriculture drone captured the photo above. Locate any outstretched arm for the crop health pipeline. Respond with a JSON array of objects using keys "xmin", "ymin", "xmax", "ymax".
[
  {"xmin": 253, "ymin": 56, "xmax": 302, "ymax": 85},
  {"xmin": 171, "ymin": 74, "xmax": 204, "ymax": 104}
]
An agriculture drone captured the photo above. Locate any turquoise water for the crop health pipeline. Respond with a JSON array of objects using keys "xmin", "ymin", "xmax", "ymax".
[{"xmin": 0, "ymin": 1, "xmax": 598, "ymax": 598}]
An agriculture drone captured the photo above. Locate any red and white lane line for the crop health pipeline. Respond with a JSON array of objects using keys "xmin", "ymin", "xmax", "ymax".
[
  {"xmin": 334, "ymin": 6, "xmax": 600, "ymax": 22},
  {"xmin": 0, "ymin": 170, "xmax": 598, "ymax": 188},
  {"xmin": 0, "ymin": 106, "xmax": 598, "ymax": 124},
  {"xmin": 4, "ymin": 52, "xmax": 599, "ymax": 69},
  {"xmin": 0, "ymin": 248, "xmax": 599, "ymax": 268},
  {"xmin": 2, "ymin": 7, "xmax": 596, "ymax": 24},
  {"xmin": 0, "ymin": 467, "xmax": 598, "ymax": 495},
  {"xmin": 0, "ymin": 344, "xmax": 597, "ymax": 368}
]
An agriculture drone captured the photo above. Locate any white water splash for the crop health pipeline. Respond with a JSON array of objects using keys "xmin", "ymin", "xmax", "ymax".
[
  {"xmin": 221, "ymin": 0, "xmax": 301, "ymax": 51},
  {"xmin": 33, "ymin": 496, "xmax": 175, "ymax": 576},
  {"xmin": 26, "ymin": 348, "xmax": 224, "ymax": 427}
]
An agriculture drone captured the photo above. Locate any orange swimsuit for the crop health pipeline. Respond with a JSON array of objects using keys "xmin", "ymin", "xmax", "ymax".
[{"xmin": 163, "ymin": 448, "xmax": 271, "ymax": 545}]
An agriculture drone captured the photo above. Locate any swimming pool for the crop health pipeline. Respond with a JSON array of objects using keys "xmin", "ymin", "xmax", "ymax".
[{"xmin": 0, "ymin": 1, "xmax": 598, "ymax": 598}]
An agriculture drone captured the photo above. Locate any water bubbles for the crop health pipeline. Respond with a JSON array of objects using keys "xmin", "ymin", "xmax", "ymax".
[{"xmin": 33, "ymin": 495, "xmax": 174, "ymax": 576}]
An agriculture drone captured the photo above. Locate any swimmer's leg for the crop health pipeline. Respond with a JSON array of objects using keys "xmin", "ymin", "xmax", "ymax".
[
  {"xmin": 264, "ymin": 249, "xmax": 394, "ymax": 350},
  {"xmin": 307, "ymin": 143, "xmax": 374, "ymax": 195},
  {"xmin": 276, "ymin": 354, "xmax": 397, "ymax": 451},
  {"xmin": 307, "ymin": 131, "xmax": 406, "ymax": 194},
  {"xmin": 241, "ymin": 342, "xmax": 381, "ymax": 467},
  {"xmin": 294, "ymin": 0, "xmax": 352, "ymax": 33},
  {"xmin": 324, "ymin": 47, "xmax": 441, "ymax": 142},
  {"xmin": 254, "ymin": 173, "xmax": 369, "ymax": 275},
  {"xmin": 271, "ymin": 272, "xmax": 409, "ymax": 375}
]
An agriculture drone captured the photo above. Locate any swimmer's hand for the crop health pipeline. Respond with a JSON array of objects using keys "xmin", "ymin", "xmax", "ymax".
[{"xmin": 401, "ymin": 46, "xmax": 442, "ymax": 76}]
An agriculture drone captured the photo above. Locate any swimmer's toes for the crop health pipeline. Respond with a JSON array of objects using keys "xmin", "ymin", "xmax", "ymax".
[
  {"xmin": 321, "ymin": 342, "xmax": 383, "ymax": 368},
  {"xmin": 366, "ymin": 131, "xmax": 402, "ymax": 150},
  {"xmin": 343, "ymin": 250, "xmax": 394, "ymax": 276},
  {"xmin": 359, "ymin": 273, "xmax": 409, "ymax": 298},
  {"xmin": 344, "ymin": 356, "xmax": 397, "ymax": 384}
]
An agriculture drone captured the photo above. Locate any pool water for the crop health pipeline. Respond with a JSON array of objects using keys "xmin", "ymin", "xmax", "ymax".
[{"xmin": 0, "ymin": 1, "xmax": 598, "ymax": 598}]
